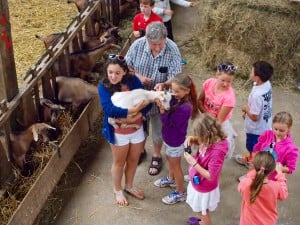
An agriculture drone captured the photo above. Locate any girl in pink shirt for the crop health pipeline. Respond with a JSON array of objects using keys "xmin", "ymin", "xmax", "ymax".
[
  {"xmin": 238, "ymin": 151, "xmax": 288, "ymax": 225},
  {"xmin": 184, "ymin": 113, "xmax": 228, "ymax": 225},
  {"xmin": 198, "ymin": 62, "xmax": 237, "ymax": 158},
  {"xmin": 253, "ymin": 111, "xmax": 299, "ymax": 180}
]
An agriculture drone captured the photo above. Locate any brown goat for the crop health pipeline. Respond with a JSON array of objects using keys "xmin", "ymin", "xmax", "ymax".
[
  {"xmin": 35, "ymin": 27, "xmax": 121, "ymax": 80},
  {"xmin": 67, "ymin": 0, "xmax": 88, "ymax": 12},
  {"xmin": 35, "ymin": 32, "xmax": 103, "ymax": 51},
  {"xmin": 39, "ymin": 98, "xmax": 65, "ymax": 126},
  {"xmin": 35, "ymin": 33, "xmax": 62, "ymax": 49},
  {"xmin": 69, "ymin": 27, "xmax": 121, "ymax": 80},
  {"xmin": 8, "ymin": 123, "xmax": 55, "ymax": 169},
  {"xmin": 55, "ymin": 76, "xmax": 98, "ymax": 112}
]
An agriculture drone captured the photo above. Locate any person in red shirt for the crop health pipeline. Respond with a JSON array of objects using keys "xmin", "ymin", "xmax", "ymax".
[{"xmin": 133, "ymin": 0, "xmax": 163, "ymax": 38}]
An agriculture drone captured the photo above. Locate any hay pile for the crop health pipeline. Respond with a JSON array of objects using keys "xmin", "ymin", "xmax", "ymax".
[
  {"xmin": 8, "ymin": 0, "xmax": 77, "ymax": 83},
  {"xmin": 193, "ymin": 0, "xmax": 300, "ymax": 86}
]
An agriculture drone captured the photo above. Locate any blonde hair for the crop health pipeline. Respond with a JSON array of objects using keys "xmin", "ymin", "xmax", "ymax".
[
  {"xmin": 192, "ymin": 113, "xmax": 227, "ymax": 146},
  {"xmin": 273, "ymin": 111, "xmax": 293, "ymax": 128},
  {"xmin": 250, "ymin": 151, "xmax": 276, "ymax": 203}
]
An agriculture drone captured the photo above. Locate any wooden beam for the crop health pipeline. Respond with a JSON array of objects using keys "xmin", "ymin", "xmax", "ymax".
[{"xmin": 0, "ymin": 0, "xmax": 19, "ymax": 101}]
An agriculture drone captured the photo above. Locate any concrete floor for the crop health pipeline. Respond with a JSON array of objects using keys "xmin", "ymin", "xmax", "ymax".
[{"xmin": 50, "ymin": 5, "xmax": 300, "ymax": 225}]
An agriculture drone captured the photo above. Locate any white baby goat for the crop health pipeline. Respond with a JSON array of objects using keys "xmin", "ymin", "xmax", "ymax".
[{"xmin": 108, "ymin": 89, "xmax": 172, "ymax": 129}]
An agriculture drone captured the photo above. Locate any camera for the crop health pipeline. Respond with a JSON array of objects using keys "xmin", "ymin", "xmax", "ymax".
[
  {"xmin": 158, "ymin": 66, "xmax": 168, "ymax": 73},
  {"xmin": 139, "ymin": 29, "xmax": 145, "ymax": 37},
  {"xmin": 184, "ymin": 146, "xmax": 192, "ymax": 154}
]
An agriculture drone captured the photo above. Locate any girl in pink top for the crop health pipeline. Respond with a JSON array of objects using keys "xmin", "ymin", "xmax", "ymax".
[
  {"xmin": 198, "ymin": 62, "xmax": 237, "ymax": 158},
  {"xmin": 184, "ymin": 113, "xmax": 228, "ymax": 225},
  {"xmin": 238, "ymin": 151, "xmax": 288, "ymax": 225},
  {"xmin": 253, "ymin": 111, "xmax": 299, "ymax": 180}
]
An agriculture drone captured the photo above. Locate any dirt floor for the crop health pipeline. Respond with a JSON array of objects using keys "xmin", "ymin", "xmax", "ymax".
[{"xmin": 49, "ymin": 5, "xmax": 300, "ymax": 225}]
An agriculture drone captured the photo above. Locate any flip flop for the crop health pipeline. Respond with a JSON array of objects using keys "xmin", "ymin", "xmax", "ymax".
[
  {"xmin": 124, "ymin": 187, "xmax": 145, "ymax": 200},
  {"xmin": 148, "ymin": 156, "xmax": 162, "ymax": 176}
]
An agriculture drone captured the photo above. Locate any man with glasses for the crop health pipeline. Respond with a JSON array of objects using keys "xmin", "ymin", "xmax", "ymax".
[{"xmin": 125, "ymin": 21, "xmax": 182, "ymax": 176}]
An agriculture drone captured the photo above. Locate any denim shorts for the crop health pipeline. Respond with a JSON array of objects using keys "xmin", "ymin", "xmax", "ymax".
[
  {"xmin": 114, "ymin": 126, "xmax": 145, "ymax": 146},
  {"xmin": 164, "ymin": 142, "xmax": 184, "ymax": 158},
  {"xmin": 246, "ymin": 133, "xmax": 260, "ymax": 152}
]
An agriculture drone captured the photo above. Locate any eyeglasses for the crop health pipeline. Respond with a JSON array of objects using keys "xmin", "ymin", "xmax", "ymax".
[
  {"xmin": 217, "ymin": 64, "xmax": 237, "ymax": 73},
  {"xmin": 108, "ymin": 54, "xmax": 125, "ymax": 62}
]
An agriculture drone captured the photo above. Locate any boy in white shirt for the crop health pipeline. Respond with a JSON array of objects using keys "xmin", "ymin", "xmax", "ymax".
[{"xmin": 235, "ymin": 61, "xmax": 274, "ymax": 168}]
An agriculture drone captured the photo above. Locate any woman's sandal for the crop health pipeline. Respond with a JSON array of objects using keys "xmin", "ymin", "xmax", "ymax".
[
  {"xmin": 148, "ymin": 156, "xmax": 162, "ymax": 176},
  {"xmin": 124, "ymin": 187, "xmax": 145, "ymax": 200},
  {"xmin": 114, "ymin": 189, "xmax": 128, "ymax": 206}
]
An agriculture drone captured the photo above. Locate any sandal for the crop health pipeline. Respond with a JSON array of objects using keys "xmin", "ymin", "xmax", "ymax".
[
  {"xmin": 124, "ymin": 187, "xmax": 145, "ymax": 200},
  {"xmin": 148, "ymin": 156, "xmax": 162, "ymax": 176},
  {"xmin": 114, "ymin": 189, "xmax": 128, "ymax": 206},
  {"xmin": 187, "ymin": 216, "xmax": 201, "ymax": 225}
]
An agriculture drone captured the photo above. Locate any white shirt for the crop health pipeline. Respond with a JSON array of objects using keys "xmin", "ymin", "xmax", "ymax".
[{"xmin": 245, "ymin": 81, "xmax": 272, "ymax": 135}]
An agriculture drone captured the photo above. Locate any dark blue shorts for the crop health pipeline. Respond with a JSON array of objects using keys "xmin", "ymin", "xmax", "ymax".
[{"xmin": 246, "ymin": 133, "xmax": 260, "ymax": 152}]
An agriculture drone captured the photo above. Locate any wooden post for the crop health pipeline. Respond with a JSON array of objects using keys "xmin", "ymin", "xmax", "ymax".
[
  {"xmin": 0, "ymin": 0, "xmax": 18, "ymax": 187},
  {"xmin": 0, "ymin": 0, "xmax": 19, "ymax": 102},
  {"xmin": 111, "ymin": 0, "xmax": 120, "ymax": 25}
]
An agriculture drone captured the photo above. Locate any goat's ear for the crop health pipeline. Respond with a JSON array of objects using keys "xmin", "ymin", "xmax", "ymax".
[{"xmin": 32, "ymin": 127, "xmax": 39, "ymax": 142}]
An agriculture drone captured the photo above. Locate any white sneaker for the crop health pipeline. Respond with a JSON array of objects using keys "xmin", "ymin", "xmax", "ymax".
[
  {"xmin": 154, "ymin": 176, "xmax": 176, "ymax": 188},
  {"xmin": 162, "ymin": 190, "xmax": 186, "ymax": 205},
  {"xmin": 184, "ymin": 175, "xmax": 190, "ymax": 183}
]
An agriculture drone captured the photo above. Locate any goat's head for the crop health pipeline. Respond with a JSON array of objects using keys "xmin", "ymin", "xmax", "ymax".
[
  {"xmin": 100, "ymin": 27, "xmax": 122, "ymax": 45},
  {"xmin": 157, "ymin": 90, "xmax": 173, "ymax": 111},
  {"xmin": 35, "ymin": 33, "xmax": 62, "ymax": 49},
  {"xmin": 40, "ymin": 98, "xmax": 65, "ymax": 126},
  {"xmin": 31, "ymin": 123, "xmax": 56, "ymax": 142}
]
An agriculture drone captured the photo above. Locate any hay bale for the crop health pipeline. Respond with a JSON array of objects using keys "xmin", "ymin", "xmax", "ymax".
[{"xmin": 194, "ymin": 0, "xmax": 300, "ymax": 85}]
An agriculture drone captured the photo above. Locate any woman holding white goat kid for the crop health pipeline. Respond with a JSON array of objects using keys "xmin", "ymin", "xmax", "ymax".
[{"xmin": 98, "ymin": 54, "xmax": 151, "ymax": 206}]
